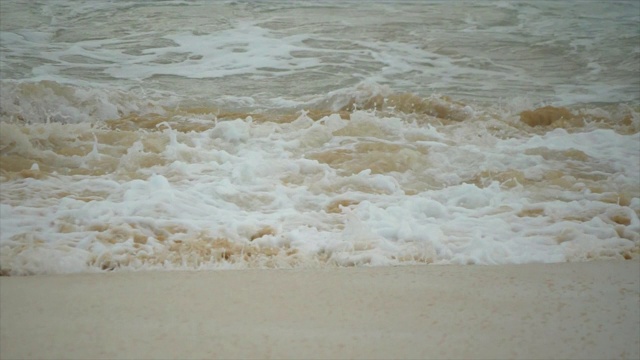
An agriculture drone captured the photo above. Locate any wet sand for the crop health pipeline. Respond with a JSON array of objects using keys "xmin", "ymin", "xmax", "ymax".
[{"xmin": 1, "ymin": 260, "xmax": 638, "ymax": 360}]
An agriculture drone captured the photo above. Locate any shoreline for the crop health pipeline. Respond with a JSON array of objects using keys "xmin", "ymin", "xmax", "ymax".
[{"xmin": 1, "ymin": 260, "xmax": 639, "ymax": 359}]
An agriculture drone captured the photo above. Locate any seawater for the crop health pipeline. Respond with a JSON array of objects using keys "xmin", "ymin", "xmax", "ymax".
[{"xmin": 0, "ymin": 0, "xmax": 638, "ymax": 275}]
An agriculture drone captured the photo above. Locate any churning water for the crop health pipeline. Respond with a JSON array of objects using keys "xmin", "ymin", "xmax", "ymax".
[{"xmin": 0, "ymin": 0, "xmax": 638, "ymax": 274}]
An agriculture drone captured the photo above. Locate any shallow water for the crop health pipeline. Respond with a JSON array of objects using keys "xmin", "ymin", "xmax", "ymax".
[{"xmin": 1, "ymin": 0, "xmax": 638, "ymax": 275}]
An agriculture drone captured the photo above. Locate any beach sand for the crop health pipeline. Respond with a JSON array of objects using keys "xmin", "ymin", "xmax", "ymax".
[{"xmin": 1, "ymin": 260, "xmax": 638, "ymax": 360}]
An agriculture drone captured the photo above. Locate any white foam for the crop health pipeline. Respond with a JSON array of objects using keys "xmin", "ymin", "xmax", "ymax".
[
  {"xmin": 4, "ymin": 103, "xmax": 638, "ymax": 274},
  {"xmin": 500, "ymin": 128, "xmax": 640, "ymax": 178},
  {"xmin": 1, "ymin": 0, "xmax": 639, "ymax": 274}
]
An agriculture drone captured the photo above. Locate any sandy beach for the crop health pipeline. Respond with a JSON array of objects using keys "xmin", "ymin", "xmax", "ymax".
[{"xmin": 1, "ymin": 260, "xmax": 638, "ymax": 360}]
